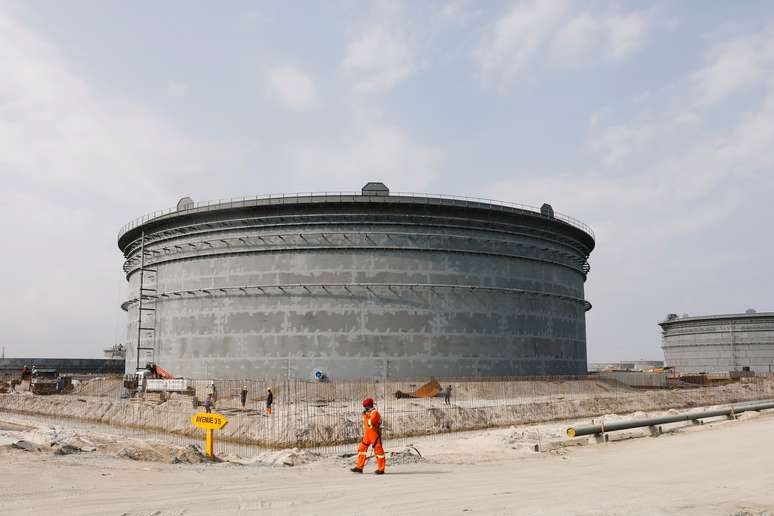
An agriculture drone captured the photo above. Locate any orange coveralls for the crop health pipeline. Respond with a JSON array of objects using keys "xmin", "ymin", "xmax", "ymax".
[{"xmin": 356, "ymin": 408, "xmax": 385, "ymax": 472}]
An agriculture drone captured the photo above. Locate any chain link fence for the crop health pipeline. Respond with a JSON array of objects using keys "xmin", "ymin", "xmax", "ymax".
[{"xmin": 2, "ymin": 374, "xmax": 774, "ymax": 459}]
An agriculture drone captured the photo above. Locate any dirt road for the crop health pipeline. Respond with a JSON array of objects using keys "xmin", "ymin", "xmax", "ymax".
[{"xmin": 1, "ymin": 413, "xmax": 772, "ymax": 515}]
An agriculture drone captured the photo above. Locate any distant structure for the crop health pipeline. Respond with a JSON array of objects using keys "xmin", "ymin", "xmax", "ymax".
[
  {"xmin": 588, "ymin": 360, "xmax": 664, "ymax": 372},
  {"xmin": 0, "ymin": 358, "xmax": 124, "ymax": 375},
  {"xmin": 103, "ymin": 343, "xmax": 126, "ymax": 359},
  {"xmin": 117, "ymin": 183, "xmax": 595, "ymax": 379},
  {"xmin": 660, "ymin": 310, "xmax": 774, "ymax": 373}
]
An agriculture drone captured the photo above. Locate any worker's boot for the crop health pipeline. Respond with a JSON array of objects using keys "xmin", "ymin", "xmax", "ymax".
[
  {"xmin": 350, "ymin": 467, "xmax": 363, "ymax": 473},
  {"xmin": 374, "ymin": 470, "xmax": 385, "ymax": 475}
]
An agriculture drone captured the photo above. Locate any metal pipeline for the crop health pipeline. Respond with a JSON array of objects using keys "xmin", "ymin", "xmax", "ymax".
[{"xmin": 566, "ymin": 400, "xmax": 774, "ymax": 438}]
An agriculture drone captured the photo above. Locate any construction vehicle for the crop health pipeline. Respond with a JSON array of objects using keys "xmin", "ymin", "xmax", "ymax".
[
  {"xmin": 395, "ymin": 377, "xmax": 443, "ymax": 399},
  {"xmin": 644, "ymin": 366, "xmax": 674, "ymax": 374},
  {"xmin": 124, "ymin": 362, "xmax": 193, "ymax": 397},
  {"xmin": 30, "ymin": 368, "xmax": 72, "ymax": 395}
]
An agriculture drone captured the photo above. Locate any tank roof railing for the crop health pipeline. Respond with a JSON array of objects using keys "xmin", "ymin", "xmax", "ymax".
[
  {"xmin": 660, "ymin": 311, "xmax": 774, "ymax": 324},
  {"xmin": 118, "ymin": 191, "xmax": 595, "ymax": 241}
]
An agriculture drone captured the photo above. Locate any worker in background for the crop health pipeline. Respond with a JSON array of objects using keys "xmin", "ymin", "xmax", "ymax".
[
  {"xmin": 240, "ymin": 384, "xmax": 248, "ymax": 409},
  {"xmin": 266, "ymin": 387, "xmax": 273, "ymax": 414},
  {"xmin": 20, "ymin": 365, "xmax": 31, "ymax": 392},
  {"xmin": 351, "ymin": 398, "xmax": 385, "ymax": 475},
  {"xmin": 207, "ymin": 381, "xmax": 218, "ymax": 408},
  {"xmin": 203, "ymin": 393, "xmax": 213, "ymax": 413},
  {"xmin": 30, "ymin": 364, "xmax": 37, "ymax": 392},
  {"xmin": 444, "ymin": 384, "xmax": 452, "ymax": 405},
  {"xmin": 140, "ymin": 371, "xmax": 148, "ymax": 398}
]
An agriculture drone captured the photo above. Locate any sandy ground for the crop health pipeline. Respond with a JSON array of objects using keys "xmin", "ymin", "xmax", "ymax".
[
  {"xmin": 3, "ymin": 379, "xmax": 772, "ymax": 451},
  {"xmin": 1, "ymin": 408, "xmax": 773, "ymax": 515}
]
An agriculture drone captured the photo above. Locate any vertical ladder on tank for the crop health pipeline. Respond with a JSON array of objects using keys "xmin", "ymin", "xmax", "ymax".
[{"xmin": 135, "ymin": 231, "xmax": 158, "ymax": 371}]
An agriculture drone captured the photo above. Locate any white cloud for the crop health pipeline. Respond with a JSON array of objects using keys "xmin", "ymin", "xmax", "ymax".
[
  {"xmin": 266, "ymin": 64, "xmax": 318, "ymax": 109},
  {"xmin": 607, "ymin": 11, "xmax": 648, "ymax": 58},
  {"xmin": 165, "ymin": 81, "xmax": 189, "ymax": 98},
  {"xmin": 716, "ymin": 82, "xmax": 774, "ymax": 171},
  {"xmin": 550, "ymin": 12, "xmax": 604, "ymax": 65},
  {"xmin": 475, "ymin": 0, "xmax": 567, "ymax": 85},
  {"xmin": 440, "ymin": 0, "xmax": 481, "ymax": 27},
  {"xmin": 0, "ymin": 8, "xmax": 239, "ymax": 357},
  {"xmin": 341, "ymin": 28, "xmax": 414, "ymax": 92},
  {"xmin": 693, "ymin": 32, "xmax": 774, "ymax": 106},
  {"xmin": 585, "ymin": 84, "xmax": 774, "ymax": 208},
  {"xmin": 581, "ymin": 87, "xmax": 774, "ymax": 240},
  {"xmin": 589, "ymin": 29, "xmax": 774, "ymax": 166},
  {"xmin": 475, "ymin": 0, "xmax": 649, "ymax": 87},
  {"xmin": 587, "ymin": 106, "xmax": 701, "ymax": 166},
  {"xmin": 288, "ymin": 123, "xmax": 440, "ymax": 191},
  {"xmin": 0, "ymin": 12, "xmax": 234, "ymax": 196},
  {"xmin": 550, "ymin": 10, "xmax": 647, "ymax": 65},
  {"xmin": 583, "ymin": 75, "xmax": 774, "ymax": 240}
]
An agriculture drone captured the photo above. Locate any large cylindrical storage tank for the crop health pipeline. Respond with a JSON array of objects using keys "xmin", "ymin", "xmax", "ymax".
[
  {"xmin": 660, "ymin": 311, "xmax": 774, "ymax": 374},
  {"xmin": 118, "ymin": 184, "xmax": 595, "ymax": 379}
]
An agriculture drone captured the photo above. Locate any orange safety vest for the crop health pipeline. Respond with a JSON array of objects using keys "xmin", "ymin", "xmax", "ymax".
[{"xmin": 362, "ymin": 408, "xmax": 381, "ymax": 443}]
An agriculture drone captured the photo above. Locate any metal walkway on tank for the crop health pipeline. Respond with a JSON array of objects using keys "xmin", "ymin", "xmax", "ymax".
[
  {"xmin": 122, "ymin": 229, "xmax": 591, "ymax": 279},
  {"xmin": 121, "ymin": 282, "xmax": 593, "ymax": 312}
]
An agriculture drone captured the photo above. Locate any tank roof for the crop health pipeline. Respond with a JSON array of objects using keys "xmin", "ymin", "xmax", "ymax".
[
  {"xmin": 118, "ymin": 190, "xmax": 594, "ymax": 244},
  {"xmin": 659, "ymin": 311, "xmax": 774, "ymax": 327}
]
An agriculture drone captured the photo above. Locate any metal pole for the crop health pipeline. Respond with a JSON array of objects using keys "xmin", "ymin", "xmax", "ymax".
[
  {"xmin": 206, "ymin": 428, "xmax": 213, "ymax": 458},
  {"xmin": 731, "ymin": 320, "xmax": 737, "ymax": 371},
  {"xmin": 383, "ymin": 360, "xmax": 388, "ymax": 402},
  {"xmin": 135, "ymin": 231, "xmax": 145, "ymax": 371},
  {"xmin": 567, "ymin": 399, "xmax": 774, "ymax": 437}
]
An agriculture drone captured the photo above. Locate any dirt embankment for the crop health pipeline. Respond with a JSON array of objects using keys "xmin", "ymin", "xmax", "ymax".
[
  {"xmin": 1, "ymin": 380, "xmax": 773, "ymax": 449},
  {"xmin": 0, "ymin": 422, "xmax": 207, "ymax": 464}
]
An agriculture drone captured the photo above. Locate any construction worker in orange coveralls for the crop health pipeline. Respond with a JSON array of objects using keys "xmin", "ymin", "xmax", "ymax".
[{"xmin": 351, "ymin": 398, "xmax": 385, "ymax": 475}]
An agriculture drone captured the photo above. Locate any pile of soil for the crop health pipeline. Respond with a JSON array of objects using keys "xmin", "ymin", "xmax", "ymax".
[
  {"xmin": 0, "ymin": 420, "xmax": 206, "ymax": 464},
  {"xmin": 231, "ymin": 447, "xmax": 321, "ymax": 467},
  {"xmin": 388, "ymin": 445, "xmax": 425, "ymax": 464}
]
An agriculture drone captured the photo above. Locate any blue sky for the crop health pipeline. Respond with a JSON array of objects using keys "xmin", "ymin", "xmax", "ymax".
[{"xmin": 2, "ymin": 0, "xmax": 773, "ymax": 361}]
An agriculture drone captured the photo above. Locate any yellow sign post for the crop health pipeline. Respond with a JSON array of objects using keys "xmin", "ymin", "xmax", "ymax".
[{"xmin": 192, "ymin": 412, "xmax": 229, "ymax": 458}]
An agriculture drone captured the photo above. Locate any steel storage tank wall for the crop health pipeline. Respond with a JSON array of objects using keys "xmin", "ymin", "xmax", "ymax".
[
  {"xmin": 660, "ymin": 313, "xmax": 774, "ymax": 373},
  {"xmin": 118, "ymin": 191, "xmax": 595, "ymax": 379}
]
